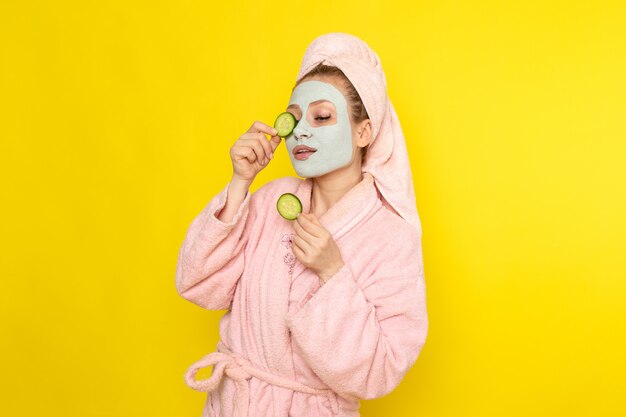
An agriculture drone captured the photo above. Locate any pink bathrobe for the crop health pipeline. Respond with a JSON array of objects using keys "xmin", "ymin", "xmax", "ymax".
[{"xmin": 175, "ymin": 171, "xmax": 428, "ymax": 417}]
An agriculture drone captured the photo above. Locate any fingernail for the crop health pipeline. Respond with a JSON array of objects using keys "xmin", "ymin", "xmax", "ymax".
[
  {"xmin": 272, "ymin": 128, "xmax": 278, "ymax": 135},
  {"xmin": 270, "ymin": 152, "xmax": 274, "ymax": 159}
]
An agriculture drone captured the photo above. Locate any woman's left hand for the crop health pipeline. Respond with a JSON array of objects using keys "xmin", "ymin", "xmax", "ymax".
[{"xmin": 292, "ymin": 212, "xmax": 345, "ymax": 284}]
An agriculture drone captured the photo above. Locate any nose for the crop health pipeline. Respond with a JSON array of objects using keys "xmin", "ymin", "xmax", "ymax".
[{"xmin": 293, "ymin": 125, "xmax": 312, "ymax": 140}]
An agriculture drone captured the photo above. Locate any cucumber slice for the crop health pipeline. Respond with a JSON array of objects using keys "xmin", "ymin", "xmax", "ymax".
[
  {"xmin": 274, "ymin": 112, "xmax": 297, "ymax": 137},
  {"xmin": 277, "ymin": 193, "xmax": 302, "ymax": 220}
]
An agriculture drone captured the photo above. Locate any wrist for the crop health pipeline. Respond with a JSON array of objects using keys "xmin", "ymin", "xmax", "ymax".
[
  {"xmin": 318, "ymin": 261, "xmax": 345, "ymax": 284},
  {"xmin": 229, "ymin": 175, "xmax": 253, "ymax": 195},
  {"xmin": 231, "ymin": 174, "xmax": 253, "ymax": 187}
]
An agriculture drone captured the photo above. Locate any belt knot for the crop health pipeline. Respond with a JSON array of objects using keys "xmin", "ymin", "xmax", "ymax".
[{"xmin": 184, "ymin": 342, "xmax": 340, "ymax": 417}]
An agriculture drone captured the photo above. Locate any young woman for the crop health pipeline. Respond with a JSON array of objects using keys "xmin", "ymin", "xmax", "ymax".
[{"xmin": 176, "ymin": 32, "xmax": 428, "ymax": 417}]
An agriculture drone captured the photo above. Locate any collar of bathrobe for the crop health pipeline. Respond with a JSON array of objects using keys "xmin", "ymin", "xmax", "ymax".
[{"xmin": 293, "ymin": 171, "xmax": 382, "ymax": 241}]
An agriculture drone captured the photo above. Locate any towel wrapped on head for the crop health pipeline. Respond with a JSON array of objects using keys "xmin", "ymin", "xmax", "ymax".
[{"xmin": 295, "ymin": 32, "xmax": 422, "ymax": 236}]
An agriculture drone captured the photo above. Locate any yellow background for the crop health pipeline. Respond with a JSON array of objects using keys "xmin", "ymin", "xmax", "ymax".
[{"xmin": 1, "ymin": 1, "xmax": 625, "ymax": 416}]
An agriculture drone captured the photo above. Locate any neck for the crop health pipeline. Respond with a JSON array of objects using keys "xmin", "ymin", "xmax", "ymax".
[{"xmin": 310, "ymin": 165, "xmax": 363, "ymax": 218}]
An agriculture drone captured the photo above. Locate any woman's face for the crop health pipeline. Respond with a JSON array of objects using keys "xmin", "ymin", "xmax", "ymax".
[{"xmin": 284, "ymin": 78, "xmax": 355, "ymax": 178}]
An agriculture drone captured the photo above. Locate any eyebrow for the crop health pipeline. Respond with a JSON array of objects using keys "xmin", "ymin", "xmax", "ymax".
[{"xmin": 287, "ymin": 99, "xmax": 333, "ymax": 109}]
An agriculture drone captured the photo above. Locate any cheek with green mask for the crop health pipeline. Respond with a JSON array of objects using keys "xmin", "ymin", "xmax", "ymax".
[{"xmin": 285, "ymin": 80, "xmax": 353, "ymax": 178}]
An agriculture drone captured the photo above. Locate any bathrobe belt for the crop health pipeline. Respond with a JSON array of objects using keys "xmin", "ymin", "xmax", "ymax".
[{"xmin": 184, "ymin": 341, "xmax": 340, "ymax": 417}]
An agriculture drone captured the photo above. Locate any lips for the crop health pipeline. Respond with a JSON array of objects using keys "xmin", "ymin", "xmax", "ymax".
[
  {"xmin": 292, "ymin": 145, "xmax": 317, "ymax": 156},
  {"xmin": 293, "ymin": 145, "xmax": 317, "ymax": 161}
]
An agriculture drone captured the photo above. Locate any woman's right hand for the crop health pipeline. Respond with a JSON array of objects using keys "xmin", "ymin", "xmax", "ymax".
[{"xmin": 230, "ymin": 120, "xmax": 282, "ymax": 183}]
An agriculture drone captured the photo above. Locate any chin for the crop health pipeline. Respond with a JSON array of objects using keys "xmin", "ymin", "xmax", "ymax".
[
  {"xmin": 294, "ymin": 169, "xmax": 315, "ymax": 178},
  {"xmin": 294, "ymin": 168, "xmax": 334, "ymax": 179},
  {"xmin": 291, "ymin": 154, "xmax": 349, "ymax": 179},
  {"xmin": 293, "ymin": 166, "xmax": 321, "ymax": 178}
]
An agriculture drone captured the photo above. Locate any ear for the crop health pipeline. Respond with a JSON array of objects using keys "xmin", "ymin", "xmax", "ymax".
[{"xmin": 357, "ymin": 119, "xmax": 372, "ymax": 148}]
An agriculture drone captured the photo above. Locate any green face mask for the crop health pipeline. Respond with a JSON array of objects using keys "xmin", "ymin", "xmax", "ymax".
[{"xmin": 286, "ymin": 80, "xmax": 353, "ymax": 178}]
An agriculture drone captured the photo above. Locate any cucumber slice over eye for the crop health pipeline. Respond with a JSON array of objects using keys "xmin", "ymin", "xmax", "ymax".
[
  {"xmin": 274, "ymin": 112, "xmax": 297, "ymax": 137},
  {"xmin": 276, "ymin": 192, "xmax": 302, "ymax": 220}
]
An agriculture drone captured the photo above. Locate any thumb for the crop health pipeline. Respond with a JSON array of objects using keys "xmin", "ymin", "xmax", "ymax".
[
  {"xmin": 307, "ymin": 212, "xmax": 320, "ymax": 224},
  {"xmin": 269, "ymin": 135, "xmax": 282, "ymax": 152}
]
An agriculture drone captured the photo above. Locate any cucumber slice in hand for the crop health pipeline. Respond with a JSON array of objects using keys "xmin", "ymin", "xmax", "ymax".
[
  {"xmin": 277, "ymin": 193, "xmax": 302, "ymax": 220},
  {"xmin": 274, "ymin": 112, "xmax": 297, "ymax": 137}
]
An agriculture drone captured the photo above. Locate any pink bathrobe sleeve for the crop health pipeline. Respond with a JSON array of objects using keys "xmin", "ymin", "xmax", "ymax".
[
  {"xmin": 175, "ymin": 180, "xmax": 257, "ymax": 310},
  {"xmin": 285, "ymin": 229, "xmax": 428, "ymax": 401}
]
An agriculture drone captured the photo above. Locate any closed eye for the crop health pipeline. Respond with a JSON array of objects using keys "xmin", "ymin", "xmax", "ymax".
[{"xmin": 315, "ymin": 116, "xmax": 331, "ymax": 121}]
